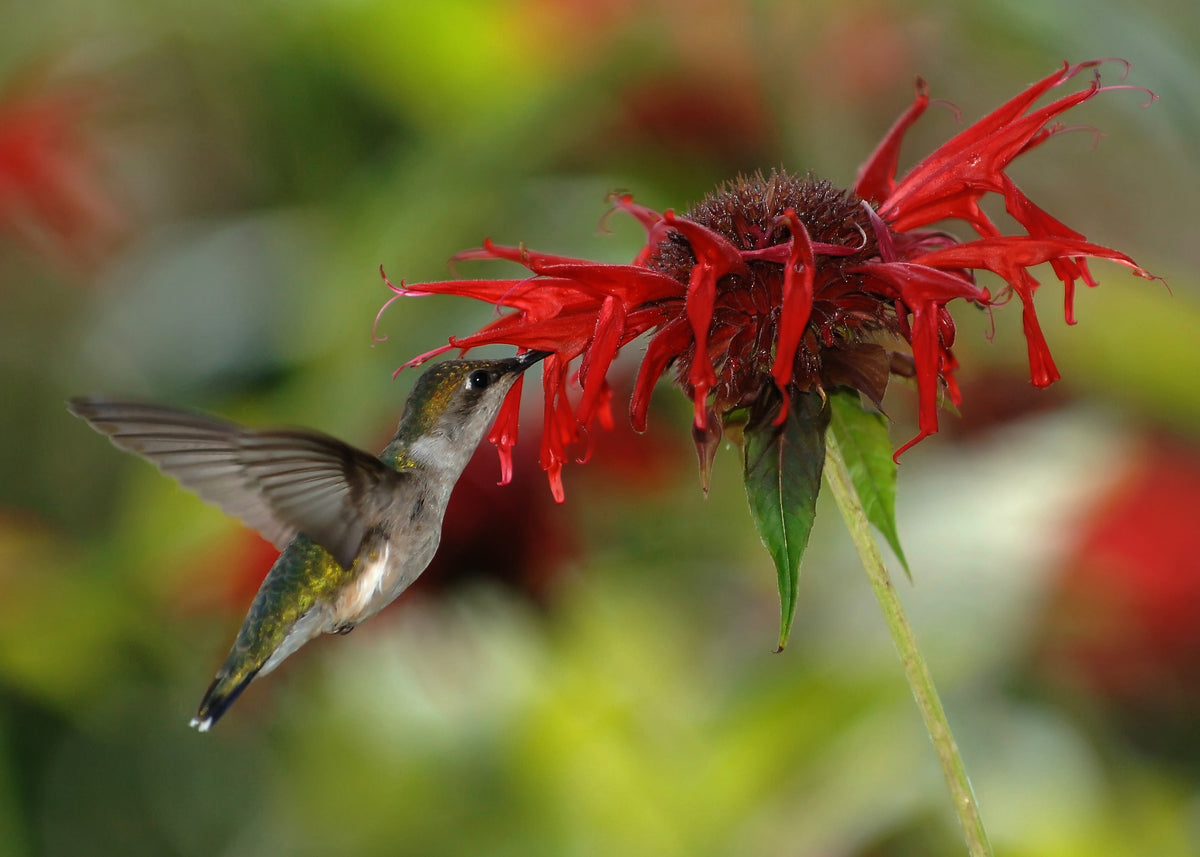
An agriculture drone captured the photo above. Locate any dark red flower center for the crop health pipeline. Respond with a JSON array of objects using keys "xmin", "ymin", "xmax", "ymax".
[{"xmin": 645, "ymin": 170, "xmax": 898, "ymax": 414}]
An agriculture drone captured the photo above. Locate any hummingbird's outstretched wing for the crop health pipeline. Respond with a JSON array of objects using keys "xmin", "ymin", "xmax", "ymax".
[{"xmin": 68, "ymin": 398, "xmax": 404, "ymax": 570}]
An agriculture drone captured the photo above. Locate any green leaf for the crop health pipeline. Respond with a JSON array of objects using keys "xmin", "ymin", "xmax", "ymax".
[
  {"xmin": 827, "ymin": 389, "xmax": 910, "ymax": 577},
  {"xmin": 741, "ymin": 391, "xmax": 828, "ymax": 651}
]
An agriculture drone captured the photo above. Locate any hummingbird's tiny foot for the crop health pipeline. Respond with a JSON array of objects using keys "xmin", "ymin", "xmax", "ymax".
[
  {"xmin": 333, "ymin": 623, "xmax": 355, "ymax": 636},
  {"xmin": 189, "ymin": 715, "xmax": 213, "ymax": 732}
]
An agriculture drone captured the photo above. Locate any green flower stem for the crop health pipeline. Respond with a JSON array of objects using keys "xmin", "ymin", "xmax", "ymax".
[{"xmin": 823, "ymin": 433, "xmax": 993, "ymax": 857}]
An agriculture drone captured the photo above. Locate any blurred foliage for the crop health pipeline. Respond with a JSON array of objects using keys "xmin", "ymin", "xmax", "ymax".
[{"xmin": 2, "ymin": 1, "xmax": 1199, "ymax": 855}]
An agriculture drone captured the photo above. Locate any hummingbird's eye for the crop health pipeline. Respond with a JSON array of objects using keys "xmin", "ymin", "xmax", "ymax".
[{"xmin": 467, "ymin": 369, "xmax": 492, "ymax": 390}]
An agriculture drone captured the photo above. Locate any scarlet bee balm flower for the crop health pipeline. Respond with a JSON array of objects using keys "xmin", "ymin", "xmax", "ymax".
[{"xmin": 382, "ymin": 60, "xmax": 1156, "ymax": 504}]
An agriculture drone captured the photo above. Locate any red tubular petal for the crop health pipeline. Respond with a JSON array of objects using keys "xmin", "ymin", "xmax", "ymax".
[
  {"xmin": 458, "ymin": 240, "xmax": 685, "ymax": 306},
  {"xmin": 848, "ymin": 261, "xmax": 989, "ymax": 458},
  {"xmin": 488, "ymin": 379, "xmax": 525, "ymax": 485},
  {"xmin": 991, "ymin": 260, "xmax": 1063, "ymax": 387},
  {"xmin": 892, "ymin": 298, "xmax": 911, "ymax": 339},
  {"xmin": 397, "ymin": 277, "xmax": 591, "ymax": 317},
  {"xmin": 894, "ymin": 301, "xmax": 940, "ymax": 460},
  {"xmin": 911, "ymin": 311, "xmax": 942, "ymax": 436},
  {"xmin": 1020, "ymin": 295, "xmax": 1061, "ymax": 386},
  {"xmin": 1000, "ymin": 174, "xmax": 1100, "ymax": 324},
  {"xmin": 852, "ymin": 261, "xmax": 986, "ymax": 304},
  {"xmin": 621, "ymin": 303, "xmax": 677, "ymax": 344},
  {"xmin": 690, "ymin": 387, "xmax": 709, "ymax": 430},
  {"xmin": 607, "ymin": 194, "xmax": 672, "ymax": 268},
  {"xmin": 921, "ymin": 250, "xmax": 1063, "ymax": 388},
  {"xmin": 546, "ymin": 463, "xmax": 566, "ymax": 504},
  {"xmin": 631, "ymin": 317, "xmax": 692, "ymax": 432},
  {"xmin": 742, "ymin": 240, "xmax": 861, "ymax": 262},
  {"xmin": 394, "ymin": 343, "xmax": 456, "ymax": 378},
  {"xmin": 896, "ymin": 62, "xmax": 1108, "ymax": 181},
  {"xmin": 683, "ymin": 260, "xmax": 718, "ymax": 427},
  {"xmin": 854, "ymin": 77, "xmax": 930, "ymax": 204},
  {"xmin": 863, "ymin": 202, "xmax": 899, "ymax": 263},
  {"xmin": 893, "ymin": 431, "xmax": 930, "ymax": 460},
  {"xmin": 608, "ymin": 193, "xmax": 665, "ymax": 237},
  {"xmin": 592, "ymin": 380, "xmax": 615, "ymax": 431},
  {"xmin": 738, "ymin": 245, "xmax": 790, "ymax": 264},
  {"xmin": 453, "ymin": 238, "xmax": 592, "ymax": 271},
  {"xmin": 663, "ymin": 212, "xmax": 752, "ymax": 279},
  {"xmin": 880, "ymin": 62, "xmax": 1112, "ymax": 232},
  {"xmin": 538, "ymin": 355, "xmax": 577, "ymax": 501},
  {"xmin": 772, "ymin": 393, "xmax": 791, "ymax": 427},
  {"xmin": 912, "ymin": 236, "xmax": 1150, "ymax": 282},
  {"xmin": 578, "ymin": 295, "xmax": 626, "ymax": 424},
  {"xmin": 770, "ymin": 210, "xmax": 816, "ymax": 392},
  {"xmin": 492, "ymin": 423, "xmax": 516, "ymax": 483},
  {"xmin": 1009, "ymin": 269, "xmax": 1062, "ymax": 386},
  {"xmin": 1063, "ymin": 278, "xmax": 1078, "ymax": 326},
  {"xmin": 449, "ymin": 307, "xmax": 603, "ymax": 355},
  {"xmin": 888, "ymin": 193, "xmax": 1002, "ymax": 238},
  {"xmin": 930, "ymin": 310, "xmax": 953, "ymax": 355},
  {"xmin": 914, "ymin": 62, "xmax": 1075, "ymax": 163},
  {"xmin": 663, "ymin": 212, "xmax": 749, "ymax": 428},
  {"xmin": 538, "ymin": 263, "xmax": 684, "ymax": 305},
  {"xmin": 941, "ymin": 351, "xmax": 963, "ymax": 407}
]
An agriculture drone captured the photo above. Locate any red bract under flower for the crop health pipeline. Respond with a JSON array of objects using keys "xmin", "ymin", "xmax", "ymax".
[{"xmin": 382, "ymin": 60, "xmax": 1157, "ymax": 500}]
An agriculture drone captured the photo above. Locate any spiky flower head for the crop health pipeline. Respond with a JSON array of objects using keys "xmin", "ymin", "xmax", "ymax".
[{"xmin": 380, "ymin": 60, "xmax": 1156, "ymax": 501}]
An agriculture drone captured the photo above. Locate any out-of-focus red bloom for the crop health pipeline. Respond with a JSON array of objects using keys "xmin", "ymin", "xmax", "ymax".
[
  {"xmin": 0, "ymin": 74, "xmax": 125, "ymax": 271},
  {"xmin": 383, "ymin": 60, "xmax": 1156, "ymax": 500},
  {"xmin": 1036, "ymin": 437, "xmax": 1200, "ymax": 748},
  {"xmin": 414, "ymin": 435, "xmax": 578, "ymax": 604},
  {"xmin": 605, "ymin": 73, "xmax": 773, "ymax": 166},
  {"xmin": 1043, "ymin": 438, "xmax": 1200, "ymax": 698}
]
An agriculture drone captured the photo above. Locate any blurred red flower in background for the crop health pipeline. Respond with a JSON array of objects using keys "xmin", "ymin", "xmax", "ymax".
[
  {"xmin": 0, "ymin": 71, "xmax": 125, "ymax": 272},
  {"xmin": 383, "ymin": 60, "xmax": 1156, "ymax": 500},
  {"xmin": 413, "ymin": 436, "xmax": 578, "ymax": 604},
  {"xmin": 1039, "ymin": 437, "xmax": 1200, "ymax": 705},
  {"xmin": 1035, "ymin": 436, "xmax": 1200, "ymax": 760}
]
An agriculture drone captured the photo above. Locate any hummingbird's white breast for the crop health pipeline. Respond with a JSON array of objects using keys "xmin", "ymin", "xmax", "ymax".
[
  {"xmin": 334, "ymin": 541, "xmax": 392, "ymax": 622},
  {"xmin": 259, "ymin": 537, "xmax": 425, "ymax": 677},
  {"xmin": 331, "ymin": 523, "xmax": 442, "ymax": 630}
]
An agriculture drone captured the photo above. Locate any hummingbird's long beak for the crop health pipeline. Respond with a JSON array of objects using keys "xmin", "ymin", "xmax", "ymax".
[{"xmin": 516, "ymin": 350, "xmax": 552, "ymax": 369}]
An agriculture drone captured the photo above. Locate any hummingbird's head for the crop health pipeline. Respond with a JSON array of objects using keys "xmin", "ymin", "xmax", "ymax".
[{"xmin": 398, "ymin": 351, "xmax": 549, "ymax": 467}]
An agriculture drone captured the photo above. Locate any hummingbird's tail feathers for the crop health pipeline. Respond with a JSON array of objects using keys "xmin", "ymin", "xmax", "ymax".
[
  {"xmin": 189, "ymin": 600, "xmax": 331, "ymax": 731},
  {"xmin": 190, "ymin": 667, "xmax": 260, "ymax": 733}
]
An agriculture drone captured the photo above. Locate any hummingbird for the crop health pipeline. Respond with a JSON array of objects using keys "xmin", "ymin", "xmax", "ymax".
[{"xmin": 68, "ymin": 351, "xmax": 548, "ymax": 731}]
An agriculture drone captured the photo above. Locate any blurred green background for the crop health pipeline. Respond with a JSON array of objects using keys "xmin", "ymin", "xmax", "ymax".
[{"xmin": 3, "ymin": 1, "xmax": 1199, "ymax": 855}]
